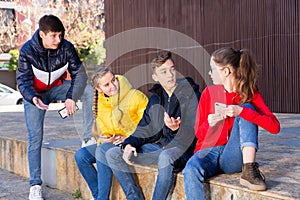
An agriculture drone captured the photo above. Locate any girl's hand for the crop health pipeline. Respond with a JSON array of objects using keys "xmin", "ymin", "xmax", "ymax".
[
  {"xmin": 225, "ymin": 105, "xmax": 243, "ymax": 117},
  {"xmin": 99, "ymin": 134, "xmax": 115, "ymax": 144},
  {"xmin": 208, "ymin": 113, "xmax": 224, "ymax": 127},
  {"xmin": 112, "ymin": 136, "xmax": 126, "ymax": 146}
]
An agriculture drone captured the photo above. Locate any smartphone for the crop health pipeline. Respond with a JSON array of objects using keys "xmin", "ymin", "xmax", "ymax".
[
  {"xmin": 214, "ymin": 102, "xmax": 227, "ymax": 118},
  {"xmin": 58, "ymin": 105, "xmax": 79, "ymax": 119}
]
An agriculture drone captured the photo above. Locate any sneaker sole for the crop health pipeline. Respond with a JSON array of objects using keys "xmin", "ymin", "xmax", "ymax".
[{"xmin": 240, "ymin": 178, "xmax": 267, "ymax": 191}]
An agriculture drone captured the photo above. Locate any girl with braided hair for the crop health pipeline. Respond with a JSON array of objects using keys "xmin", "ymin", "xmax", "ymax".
[
  {"xmin": 75, "ymin": 67, "xmax": 148, "ymax": 200},
  {"xmin": 183, "ymin": 47, "xmax": 280, "ymax": 199}
]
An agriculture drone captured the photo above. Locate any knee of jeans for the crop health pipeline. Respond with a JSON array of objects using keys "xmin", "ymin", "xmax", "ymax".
[
  {"xmin": 183, "ymin": 160, "xmax": 204, "ymax": 181},
  {"xmin": 106, "ymin": 147, "xmax": 122, "ymax": 163},
  {"xmin": 158, "ymin": 151, "xmax": 175, "ymax": 167},
  {"xmin": 95, "ymin": 145, "xmax": 109, "ymax": 162},
  {"xmin": 74, "ymin": 148, "xmax": 86, "ymax": 164}
]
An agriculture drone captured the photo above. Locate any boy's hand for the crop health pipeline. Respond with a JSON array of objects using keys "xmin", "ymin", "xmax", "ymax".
[
  {"xmin": 33, "ymin": 97, "xmax": 49, "ymax": 110},
  {"xmin": 122, "ymin": 144, "xmax": 137, "ymax": 165},
  {"xmin": 164, "ymin": 112, "xmax": 181, "ymax": 131},
  {"xmin": 65, "ymin": 99, "xmax": 77, "ymax": 117}
]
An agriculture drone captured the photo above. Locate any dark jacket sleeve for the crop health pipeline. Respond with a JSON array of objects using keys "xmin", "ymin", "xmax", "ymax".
[
  {"xmin": 17, "ymin": 45, "xmax": 39, "ymax": 103},
  {"xmin": 122, "ymin": 95, "xmax": 164, "ymax": 149}
]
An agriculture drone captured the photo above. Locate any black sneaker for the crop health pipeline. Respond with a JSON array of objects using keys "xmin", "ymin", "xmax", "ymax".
[{"xmin": 240, "ymin": 162, "xmax": 267, "ymax": 191}]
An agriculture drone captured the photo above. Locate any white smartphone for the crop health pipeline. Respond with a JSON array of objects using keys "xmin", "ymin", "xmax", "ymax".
[
  {"xmin": 214, "ymin": 102, "xmax": 227, "ymax": 118},
  {"xmin": 58, "ymin": 105, "xmax": 79, "ymax": 119}
]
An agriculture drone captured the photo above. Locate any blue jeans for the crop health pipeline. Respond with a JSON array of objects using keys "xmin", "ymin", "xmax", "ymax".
[
  {"xmin": 74, "ymin": 143, "xmax": 119, "ymax": 200},
  {"xmin": 106, "ymin": 143, "xmax": 190, "ymax": 200},
  {"xmin": 81, "ymin": 83, "xmax": 94, "ymax": 141},
  {"xmin": 183, "ymin": 103, "xmax": 258, "ymax": 200},
  {"xmin": 24, "ymin": 80, "xmax": 93, "ymax": 186}
]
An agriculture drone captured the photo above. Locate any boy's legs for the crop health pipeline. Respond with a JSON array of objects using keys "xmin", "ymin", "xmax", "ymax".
[
  {"xmin": 74, "ymin": 144, "xmax": 97, "ymax": 198},
  {"xmin": 24, "ymin": 99, "xmax": 46, "ymax": 186},
  {"xmin": 49, "ymin": 81, "xmax": 94, "ymax": 146},
  {"xmin": 106, "ymin": 146, "xmax": 143, "ymax": 200},
  {"xmin": 80, "ymin": 83, "xmax": 94, "ymax": 142},
  {"xmin": 153, "ymin": 147, "xmax": 187, "ymax": 200}
]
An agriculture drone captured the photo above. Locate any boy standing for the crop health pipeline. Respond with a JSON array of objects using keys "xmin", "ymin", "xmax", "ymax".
[{"xmin": 17, "ymin": 15, "xmax": 93, "ymax": 200}]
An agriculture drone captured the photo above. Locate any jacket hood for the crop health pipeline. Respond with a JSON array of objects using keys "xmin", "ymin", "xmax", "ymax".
[{"xmin": 98, "ymin": 75, "xmax": 133, "ymax": 106}]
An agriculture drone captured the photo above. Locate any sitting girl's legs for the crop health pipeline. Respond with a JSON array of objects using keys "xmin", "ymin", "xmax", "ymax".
[
  {"xmin": 74, "ymin": 144, "xmax": 97, "ymax": 198},
  {"xmin": 95, "ymin": 142, "xmax": 118, "ymax": 200},
  {"xmin": 220, "ymin": 103, "xmax": 266, "ymax": 190},
  {"xmin": 183, "ymin": 146, "xmax": 224, "ymax": 200}
]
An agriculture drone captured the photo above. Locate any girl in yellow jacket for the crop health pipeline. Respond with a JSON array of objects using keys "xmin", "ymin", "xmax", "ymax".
[{"xmin": 74, "ymin": 67, "xmax": 148, "ymax": 200}]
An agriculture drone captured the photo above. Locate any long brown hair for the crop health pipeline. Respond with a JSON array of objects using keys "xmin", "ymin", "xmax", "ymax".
[
  {"xmin": 91, "ymin": 67, "xmax": 124, "ymax": 127},
  {"xmin": 212, "ymin": 47, "xmax": 258, "ymax": 104}
]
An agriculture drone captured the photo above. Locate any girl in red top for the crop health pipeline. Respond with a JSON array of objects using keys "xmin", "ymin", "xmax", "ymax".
[{"xmin": 183, "ymin": 47, "xmax": 280, "ymax": 200}]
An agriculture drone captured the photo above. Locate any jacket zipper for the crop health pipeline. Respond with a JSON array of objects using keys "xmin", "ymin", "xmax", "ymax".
[{"xmin": 47, "ymin": 50, "xmax": 51, "ymax": 86}]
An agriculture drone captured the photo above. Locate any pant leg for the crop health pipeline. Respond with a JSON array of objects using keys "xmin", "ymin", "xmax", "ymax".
[
  {"xmin": 80, "ymin": 83, "xmax": 94, "ymax": 141},
  {"xmin": 49, "ymin": 81, "xmax": 94, "ymax": 141},
  {"xmin": 219, "ymin": 103, "xmax": 258, "ymax": 173},
  {"xmin": 24, "ymin": 99, "xmax": 46, "ymax": 186},
  {"xmin": 152, "ymin": 147, "xmax": 187, "ymax": 200},
  {"xmin": 95, "ymin": 143, "xmax": 118, "ymax": 200},
  {"xmin": 183, "ymin": 147, "xmax": 223, "ymax": 200},
  {"xmin": 74, "ymin": 144, "xmax": 97, "ymax": 198},
  {"xmin": 106, "ymin": 147, "xmax": 143, "ymax": 200}
]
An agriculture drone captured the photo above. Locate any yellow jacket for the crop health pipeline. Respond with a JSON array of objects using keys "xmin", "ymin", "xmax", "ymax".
[{"xmin": 95, "ymin": 75, "xmax": 148, "ymax": 138}]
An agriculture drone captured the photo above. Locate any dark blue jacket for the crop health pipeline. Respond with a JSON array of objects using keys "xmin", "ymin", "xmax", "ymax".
[
  {"xmin": 122, "ymin": 77, "xmax": 200, "ymax": 155},
  {"xmin": 17, "ymin": 30, "xmax": 87, "ymax": 104}
]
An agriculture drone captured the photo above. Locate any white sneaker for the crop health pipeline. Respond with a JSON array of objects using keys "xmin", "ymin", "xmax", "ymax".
[
  {"xmin": 81, "ymin": 137, "xmax": 97, "ymax": 148},
  {"xmin": 29, "ymin": 185, "xmax": 43, "ymax": 200}
]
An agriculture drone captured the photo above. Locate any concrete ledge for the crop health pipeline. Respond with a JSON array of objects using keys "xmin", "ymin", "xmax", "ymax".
[
  {"xmin": 0, "ymin": 111, "xmax": 299, "ymax": 200},
  {"xmin": 0, "ymin": 136, "xmax": 296, "ymax": 200}
]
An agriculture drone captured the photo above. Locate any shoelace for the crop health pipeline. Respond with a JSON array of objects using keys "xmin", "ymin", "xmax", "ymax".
[{"xmin": 253, "ymin": 163, "xmax": 265, "ymax": 181}]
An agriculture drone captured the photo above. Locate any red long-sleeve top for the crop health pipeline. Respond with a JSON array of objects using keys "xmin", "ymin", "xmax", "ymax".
[{"xmin": 194, "ymin": 85, "xmax": 280, "ymax": 153}]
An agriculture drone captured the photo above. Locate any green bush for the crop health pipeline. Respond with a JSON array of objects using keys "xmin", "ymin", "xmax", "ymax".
[
  {"xmin": 8, "ymin": 49, "xmax": 19, "ymax": 71},
  {"xmin": 76, "ymin": 40, "xmax": 106, "ymax": 65}
]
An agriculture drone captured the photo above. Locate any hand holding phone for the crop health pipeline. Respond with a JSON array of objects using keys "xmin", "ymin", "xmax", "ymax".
[{"xmin": 58, "ymin": 104, "xmax": 79, "ymax": 119}]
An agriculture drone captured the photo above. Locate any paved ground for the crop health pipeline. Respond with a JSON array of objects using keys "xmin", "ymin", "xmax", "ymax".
[
  {"xmin": 0, "ymin": 169, "xmax": 75, "ymax": 200},
  {"xmin": 0, "ymin": 104, "xmax": 299, "ymax": 199}
]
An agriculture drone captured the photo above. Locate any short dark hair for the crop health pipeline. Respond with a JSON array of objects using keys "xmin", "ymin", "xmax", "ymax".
[
  {"xmin": 38, "ymin": 15, "xmax": 65, "ymax": 35},
  {"xmin": 151, "ymin": 51, "xmax": 174, "ymax": 72}
]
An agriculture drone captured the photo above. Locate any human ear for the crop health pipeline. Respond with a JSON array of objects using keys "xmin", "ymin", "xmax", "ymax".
[
  {"xmin": 39, "ymin": 31, "xmax": 46, "ymax": 39},
  {"xmin": 225, "ymin": 67, "xmax": 231, "ymax": 76},
  {"xmin": 152, "ymin": 73, "xmax": 158, "ymax": 82}
]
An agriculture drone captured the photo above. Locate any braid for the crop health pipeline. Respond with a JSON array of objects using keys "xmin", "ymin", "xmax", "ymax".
[{"xmin": 93, "ymin": 90, "xmax": 98, "ymax": 119}]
